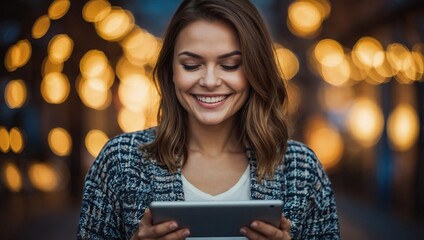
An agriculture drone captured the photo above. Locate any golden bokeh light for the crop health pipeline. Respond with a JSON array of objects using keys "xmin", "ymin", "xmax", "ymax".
[
  {"xmin": 305, "ymin": 117, "xmax": 344, "ymax": 169},
  {"xmin": 48, "ymin": 0, "xmax": 71, "ymax": 20},
  {"xmin": 347, "ymin": 97, "xmax": 384, "ymax": 147},
  {"xmin": 79, "ymin": 50, "xmax": 115, "ymax": 89},
  {"xmin": 41, "ymin": 72, "xmax": 70, "ymax": 104},
  {"xmin": 0, "ymin": 127, "xmax": 10, "ymax": 153},
  {"xmin": 345, "ymin": 53, "xmax": 367, "ymax": 81},
  {"xmin": 85, "ymin": 129, "xmax": 109, "ymax": 157},
  {"xmin": 121, "ymin": 27, "xmax": 160, "ymax": 66},
  {"xmin": 387, "ymin": 104, "xmax": 419, "ymax": 151},
  {"xmin": 32, "ymin": 15, "xmax": 51, "ymax": 39},
  {"xmin": 83, "ymin": 0, "xmax": 111, "ymax": 23},
  {"xmin": 320, "ymin": 58, "xmax": 351, "ymax": 86},
  {"xmin": 5, "ymin": 79, "xmax": 27, "ymax": 109},
  {"xmin": 95, "ymin": 7, "xmax": 135, "ymax": 41},
  {"xmin": 397, "ymin": 51, "xmax": 422, "ymax": 82},
  {"xmin": 80, "ymin": 50, "xmax": 109, "ymax": 77},
  {"xmin": 78, "ymin": 77, "xmax": 112, "ymax": 110},
  {"xmin": 374, "ymin": 54, "xmax": 396, "ymax": 78},
  {"xmin": 118, "ymin": 74, "xmax": 153, "ymax": 112},
  {"xmin": 3, "ymin": 163, "xmax": 22, "ymax": 192},
  {"xmin": 118, "ymin": 107, "xmax": 146, "ymax": 132},
  {"xmin": 314, "ymin": 0, "xmax": 331, "ymax": 18},
  {"xmin": 48, "ymin": 34, "xmax": 74, "ymax": 63},
  {"xmin": 365, "ymin": 68, "xmax": 389, "ymax": 85},
  {"xmin": 5, "ymin": 39, "xmax": 32, "ymax": 72},
  {"xmin": 387, "ymin": 43, "xmax": 409, "ymax": 72},
  {"xmin": 116, "ymin": 56, "xmax": 146, "ymax": 80},
  {"xmin": 274, "ymin": 45, "xmax": 299, "ymax": 80},
  {"xmin": 411, "ymin": 51, "xmax": 424, "ymax": 80},
  {"xmin": 353, "ymin": 37, "xmax": 384, "ymax": 68},
  {"xmin": 412, "ymin": 45, "xmax": 424, "ymax": 79},
  {"xmin": 42, "ymin": 56, "xmax": 64, "ymax": 77},
  {"xmin": 28, "ymin": 162, "xmax": 62, "ymax": 192},
  {"xmin": 48, "ymin": 128, "xmax": 72, "ymax": 156},
  {"xmin": 314, "ymin": 39, "xmax": 345, "ymax": 67},
  {"xmin": 288, "ymin": 0, "xmax": 323, "ymax": 38},
  {"xmin": 9, "ymin": 127, "xmax": 24, "ymax": 153}
]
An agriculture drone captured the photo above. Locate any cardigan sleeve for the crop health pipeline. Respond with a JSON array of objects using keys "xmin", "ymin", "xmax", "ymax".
[
  {"xmin": 300, "ymin": 148, "xmax": 340, "ymax": 239},
  {"xmin": 77, "ymin": 139, "xmax": 124, "ymax": 240}
]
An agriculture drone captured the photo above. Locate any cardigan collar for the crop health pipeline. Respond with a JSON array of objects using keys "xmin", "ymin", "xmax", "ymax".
[{"xmin": 151, "ymin": 146, "xmax": 284, "ymax": 202}]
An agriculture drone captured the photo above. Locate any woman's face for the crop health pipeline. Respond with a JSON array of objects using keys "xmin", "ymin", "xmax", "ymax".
[{"xmin": 173, "ymin": 20, "xmax": 249, "ymax": 127}]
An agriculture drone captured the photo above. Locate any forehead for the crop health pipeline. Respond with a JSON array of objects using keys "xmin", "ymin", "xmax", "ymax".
[{"xmin": 174, "ymin": 20, "xmax": 240, "ymax": 55}]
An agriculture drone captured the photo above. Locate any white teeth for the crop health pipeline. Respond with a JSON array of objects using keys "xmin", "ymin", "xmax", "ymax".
[{"xmin": 196, "ymin": 95, "xmax": 227, "ymax": 103}]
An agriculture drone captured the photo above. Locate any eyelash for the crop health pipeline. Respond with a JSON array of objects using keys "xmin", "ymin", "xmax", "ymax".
[
  {"xmin": 181, "ymin": 64, "xmax": 240, "ymax": 71},
  {"xmin": 182, "ymin": 64, "xmax": 201, "ymax": 71},
  {"xmin": 221, "ymin": 64, "xmax": 240, "ymax": 71}
]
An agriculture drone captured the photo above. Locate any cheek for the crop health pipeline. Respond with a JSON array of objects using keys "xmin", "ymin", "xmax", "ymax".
[
  {"xmin": 230, "ymin": 72, "xmax": 249, "ymax": 93},
  {"xmin": 173, "ymin": 69, "xmax": 200, "ymax": 92},
  {"xmin": 173, "ymin": 72, "xmax": 190, "ymax": 92}
]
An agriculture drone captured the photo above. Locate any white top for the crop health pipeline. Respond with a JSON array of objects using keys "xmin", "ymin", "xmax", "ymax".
[
  {"xmin": 182, "ymin": 165, "xmax": 250, "ymax": 240},
  {"xmin": 182, "ymin": 165, "xmax": 251, "ymax": 201}
]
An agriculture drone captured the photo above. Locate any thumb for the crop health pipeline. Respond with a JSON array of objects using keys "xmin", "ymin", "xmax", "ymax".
[
  {"xmin": 140, "ymin": 208, "xmax": 153, "ymax": 227},
  {"xmin": 279, "ymin": 213, "xmax": 291, "ymax": 231}
]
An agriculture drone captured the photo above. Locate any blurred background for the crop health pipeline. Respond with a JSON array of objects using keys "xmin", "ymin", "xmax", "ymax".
[{"xmin": 0, "ymin": 0, "xmax": 423, "ymax": 239}]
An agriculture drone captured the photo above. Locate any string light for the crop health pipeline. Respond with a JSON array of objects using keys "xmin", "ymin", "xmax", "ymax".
[
  {"xmin": 48, "ymin": 128, "xmax": 72, "ymax": 156},
  {"xmin": 3, "ymin": 163, "xmax": 22, "ymax": 192},
  {"xmin": 5, "ymin": 79, "xmax": 27, "ymax": 109},
  {"xmin": 85, "ymin": 130, "xmax": 109, "ymax": 157}
]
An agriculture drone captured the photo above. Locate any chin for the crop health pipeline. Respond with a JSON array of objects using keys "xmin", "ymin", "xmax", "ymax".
[{"xmin": 195, "ymin": 115, "xmax": 233, "ymax": 127}]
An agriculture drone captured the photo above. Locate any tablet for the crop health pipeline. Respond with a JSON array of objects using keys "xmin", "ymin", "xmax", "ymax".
[{"xmin": 149, "ymin": 200, "xmax": 283, "ymax": 237}]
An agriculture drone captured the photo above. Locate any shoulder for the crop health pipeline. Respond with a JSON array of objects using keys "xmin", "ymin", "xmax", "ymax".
[
  {"xmin": 88, "ymin": 127, "xmax": 158, "ymax": 178},
  {"xmin": 98, "ymin": 127, "xmax": 157, "ymax": 159},
  {"xmin": 284, "ymin": 140, "xmax": 320, "ymax": 169},
  {"xmin": 282, "ymin": 140, "xmax": 328, "ymax": 186},
  {"xmin": 104, "ymin": 127, "xmax": 156, "ymax": 150}
]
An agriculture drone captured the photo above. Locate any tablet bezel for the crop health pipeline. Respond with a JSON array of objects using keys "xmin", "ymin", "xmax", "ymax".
[{"xmin": 149, "ymin": 200, "xmax": 283, "ymax": 237}]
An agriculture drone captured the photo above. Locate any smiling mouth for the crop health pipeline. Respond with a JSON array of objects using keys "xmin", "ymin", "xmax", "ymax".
[{"xmin": 195, "ymin": 95, "xmax": 228, "ymax": 104}]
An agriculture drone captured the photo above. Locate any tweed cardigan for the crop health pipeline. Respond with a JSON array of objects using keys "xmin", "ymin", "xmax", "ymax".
[{"xmin": 77, "ymin": 127, "xmax": 340, "ymax": 239}]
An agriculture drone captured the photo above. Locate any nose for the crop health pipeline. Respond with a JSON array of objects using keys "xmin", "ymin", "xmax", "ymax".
[{"xmin": 199, "ymin": 66, "xmax": 221, "ymax": 88}]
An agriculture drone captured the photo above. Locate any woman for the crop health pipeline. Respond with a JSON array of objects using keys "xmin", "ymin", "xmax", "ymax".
[{"xmin": 78, "ymin": 0, "xmax": 340, "ymax": 239}]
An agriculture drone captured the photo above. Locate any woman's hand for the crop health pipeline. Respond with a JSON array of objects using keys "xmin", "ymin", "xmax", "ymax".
[
  {"xmin": 131, "ymin": 208, "xmax": 191, "ymax": 240},
  {"xmin": 240, "ymin": 214, "xmax": 291, "ymax": 240}
]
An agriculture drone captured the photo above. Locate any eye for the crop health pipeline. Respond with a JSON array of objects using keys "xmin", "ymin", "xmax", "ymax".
[
  {"xmin": 221, "ymin": 64, "xmax": 240, "ymax": 71},
  {"xmin": 182, "ymin": 64, "xmax": 201, "ymax": 71}
]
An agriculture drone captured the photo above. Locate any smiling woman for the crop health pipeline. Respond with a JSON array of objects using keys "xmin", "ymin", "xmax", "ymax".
[
  {"xmin": 78, "ymin": 0, "xmax": 340, "ymax": 239},
  {"xmin": 172, "ymin": 20, "xmax": 249, "ymax": 127}
]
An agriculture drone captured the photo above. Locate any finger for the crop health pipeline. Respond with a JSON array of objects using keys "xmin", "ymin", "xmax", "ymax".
[
  {"xmin": 137, "ymin": 209, "xmax": 180, "ymax": 239},
  {"xmin": 248, "ymin": 221, "xmax": 284, "ymax": 239},
  {"xmin": 132, "ymin": 209, "xmax": 153, "ymax": 239},
  {"xmin": 139, "ymin": 221, "xmax": 179, "ymax": 238},
  {"xmin": 140, "ymin": 208, "xmax": 153, "ymax": 227},
  {"xmin": 279, "ymin": 214, "xmax": 291, "ymax": 232},
  {"xmin": 161, "ymin": 228, "xmax": 191, "ymax": 240},
  {"xmin": 240, "ymin": 226, "xmax": 267, "ymax": 240}
]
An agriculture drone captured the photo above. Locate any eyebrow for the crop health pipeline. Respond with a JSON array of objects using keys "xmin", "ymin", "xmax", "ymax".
[{"xmin": 177, "ymin": 50, "xmax": 241, "ymax": 59}]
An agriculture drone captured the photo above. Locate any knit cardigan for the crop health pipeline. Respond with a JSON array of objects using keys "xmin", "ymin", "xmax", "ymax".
[{"xmin": 77, "ymin": 127, "xmax": 340, "ymax": 239}]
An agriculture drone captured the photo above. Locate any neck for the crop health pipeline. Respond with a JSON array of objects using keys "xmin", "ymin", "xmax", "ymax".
[{"xmin": 187, "ymin": 117, "xmax": 243, "ymax": 156}]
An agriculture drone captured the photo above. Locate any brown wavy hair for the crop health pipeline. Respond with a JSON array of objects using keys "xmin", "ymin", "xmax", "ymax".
[{"xmin": 143, "ymin": 0, "xmax": 289, "ymax": 180}]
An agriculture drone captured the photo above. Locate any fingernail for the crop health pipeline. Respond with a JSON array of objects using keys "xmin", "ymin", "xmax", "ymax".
[
  {"xmin": 169, "ymin": 222, "xmax": 178, "ymax": 230},
  {"xmin": 145, "ymin": 208, "xmax": 150, "ymax": 213},
  {"xmin": 182, "ymin": 230, "xmax": 190, "ymax": 237},
  {"xmin": 250, "ymin": 221, "xmax": 258, "ymax": 228},
  {"xmin": 240, "ymin": 228, "xmax": 247, "ymax": 235}
]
